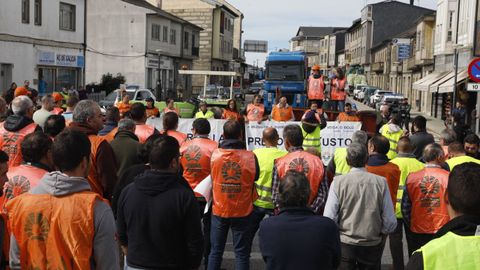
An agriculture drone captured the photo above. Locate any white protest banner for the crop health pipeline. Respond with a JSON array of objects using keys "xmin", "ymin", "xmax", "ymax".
[
  {"xmin": 245, "ymin": 120, "xmax": 297, "ymax": 150},
  {"xmin": 320, "ymin": 121, "xmax": 362, "ymax": 164},
  {"xmin": 147, "ymin": 117, "xmax": 227, "ymax": 142},
  {"xmin": 245, "ymin": 121, "xmax": 362, "ymax": 164}
]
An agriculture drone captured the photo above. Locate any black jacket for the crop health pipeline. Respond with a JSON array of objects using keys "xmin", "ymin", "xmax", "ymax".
[
  {"xmin": 116, "ymin": 170, "xmax": 204, "ymax": 269},
  {"xmin": 4, "ymin": 115, "xmax": 41, "ymax": 132},
  {"xmin": 406, "ymin": 215, "xmax": 480, "ymax": 270},
  {"xmin": 259, "ymin": 207, "xmax": 341, "ymax": 270},
  {"xmin": 409, "ymin": 131, "xmax": 435, "ymax": 160}
]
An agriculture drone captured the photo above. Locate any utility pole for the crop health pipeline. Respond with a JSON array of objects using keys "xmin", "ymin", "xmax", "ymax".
[{"xmin": 452, "ymin": 0, "xmax": 461, "ymax": 116}]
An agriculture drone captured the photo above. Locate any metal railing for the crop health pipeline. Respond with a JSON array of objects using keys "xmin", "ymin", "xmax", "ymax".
[{"xmin": 87, "ymin": 91, "xmax": 106, "ymax": 102}]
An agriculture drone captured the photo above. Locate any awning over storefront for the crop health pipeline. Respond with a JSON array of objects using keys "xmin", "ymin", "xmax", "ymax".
[
  {"xmin": 429, "ymin": 71, "xmax": 455, "ymax": 93},
  {"xmin": 437, "ymin": 69, "xmax": 469, "ymax": 93},
  {"xmin": 412, "ymin": 72, "xmax": 450, "ymax": 92}
]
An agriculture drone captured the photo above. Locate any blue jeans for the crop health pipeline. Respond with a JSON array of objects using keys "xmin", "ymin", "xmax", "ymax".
[
  {"xmin": 208, "ymin": 214, "xmax": 253, "ymax": 270},
  {"xmin": 334, "ymin": 100, "xmax": 345, "ymax": 112}
]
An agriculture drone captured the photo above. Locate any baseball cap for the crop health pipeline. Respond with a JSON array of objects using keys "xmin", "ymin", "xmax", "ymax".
[
  {"xmin": 14, "ymin": 86, "xmax": 31, "ymax": 97},
  {"xmin": 52, "ymin": 92, "xmax": 64, "ymax": 102}
]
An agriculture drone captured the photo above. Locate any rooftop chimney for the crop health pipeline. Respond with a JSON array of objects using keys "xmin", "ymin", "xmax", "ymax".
[{"xmin": 410, "ymin": 0, "xmax": 414, "ymax": 5}]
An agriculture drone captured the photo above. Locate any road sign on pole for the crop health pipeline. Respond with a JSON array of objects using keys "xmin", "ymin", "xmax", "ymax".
[
  {"xmin": 468, "ymin": 58, "xmax": 480, "ymax": 83},
  {"xmin": 467, "ymin": 83, "xmax": 480, "ymax": 91}
]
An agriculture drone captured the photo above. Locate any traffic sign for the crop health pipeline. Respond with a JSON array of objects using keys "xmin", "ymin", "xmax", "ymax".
[
  {"xmin": 468, "ymin": 58, "xmax": 480, "ymax": 82},
  {"xmin": 467, "ymin": 83, "xmax": 480, "ymax": 91}
]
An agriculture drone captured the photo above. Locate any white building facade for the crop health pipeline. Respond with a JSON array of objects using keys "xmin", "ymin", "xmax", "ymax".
[
  {"xmin": 86, "ymin": 0, "xmax": 201, "ymax": 98},
  {"xmin": 0, "ymin": 0, "xmax": 85, "ymax": 94}
]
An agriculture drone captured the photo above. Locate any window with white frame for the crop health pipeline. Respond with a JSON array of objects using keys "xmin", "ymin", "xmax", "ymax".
[
  {"xmin": 34, "ymin": 0, "xmax": 41, "ymax": 25},
  {"xmin": 170, "ymin": 29, "xmax": 176, "ymax": 45},
  {"xmin": 152, "ymin": 24, "xmax": 161, "ymax": 41},
  {"xmin": 59, "ymin": 2, "xmax": 75, "ymax": 31},
  {"xmin": 184, "ymin": 31, "xmax": 189, "ymax": 49},
  {"xmin": 22, "ymin": 0, "xmax": 30, "ymax": 24},
  {"xmin": 163, "ymin": 26, "xmax": 168, "ymax": 42}
]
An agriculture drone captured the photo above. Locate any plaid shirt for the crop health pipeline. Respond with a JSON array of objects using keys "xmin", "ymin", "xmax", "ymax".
[{"xmin": 272, "ymin": 147, "xmax": 329, "ymax": 214}]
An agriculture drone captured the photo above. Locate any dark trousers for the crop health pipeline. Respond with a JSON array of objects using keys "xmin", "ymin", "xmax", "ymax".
[
  {"xmin": 389, "ymin": 219, "xmax": 404, "ymax": 270},
  {"xmin": 405, "ymin": 229, "xmax": 434, "ymax": 256},
  {"xmin": 309, "ymin": 99, "xmax": 324, "ymax": 108},
  {"xmin": 198, "ymin": 200, "xmax": 211, "ymax": 270},
  {"xmin": 249, "ymin": 205, "xmax": 274, "ymax": 239},
  {"xmin": 339, "ymin": 242, "xmax": 384, "ymax": 270},
  {"xmin": 208, "ymin": 214, "xmax": 253, "ymax": 270}
]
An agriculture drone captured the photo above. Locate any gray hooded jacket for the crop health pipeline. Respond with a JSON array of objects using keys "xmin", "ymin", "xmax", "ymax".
[{"xmin": 9, "ymin": 171, "xmax": 119, "ymax": 270}]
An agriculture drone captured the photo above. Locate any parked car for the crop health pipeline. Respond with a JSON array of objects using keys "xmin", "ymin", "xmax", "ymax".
[
  {"xmin": 247, "ymin": 81, "xmax": 264, "ymax": 94},
  {"xmin": 369, "ymin": 90, "xmax": 393, "ymax": 108},
  {"xmin": 355, "ymin": 86, "xmax": 370, "ymax": 101},
  {"xmin": 376, "ymin": 93, "xmax": 405, "ymax": 111},
  {"xmin": 353, "ymin": 84, "xmax": 368, "ymax": 99},
  {"xmin": 99, "ymin": 88, "xmax": 156, "ymax": 108},
  {"xmin": 362, "ymin": 87, "xmax": 378, "ymax": 105}
]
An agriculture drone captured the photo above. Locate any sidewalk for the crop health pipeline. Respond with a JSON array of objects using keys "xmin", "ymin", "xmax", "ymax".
[{"xmin": 348, "ymin": 97, "xmax": 444, "ymax": 139}]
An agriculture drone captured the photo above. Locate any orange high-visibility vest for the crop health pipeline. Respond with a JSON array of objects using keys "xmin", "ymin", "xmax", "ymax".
[
  {"xmin": 88, "ymin": 135, "xmax": 107, "ymax": 196},
  {"xmin": 331, "ymin": 78, "xmax": 347, "ymax": 101},
  {"xmin": 6, "ymin": 191, "xmax": 99, "ymax": 270},
  {"xmin": 211, "ymin": 149, "xmax": 257, "ymax": 218},
  {"xmin": 0, "ymin": 122, "xmax": 38, "ymax": 167},
  {"xmin": 406, "ymin": 167, "xmax": 450, "ymax": 234},
  {"xmin": 146, "ymin": 107, "xmax": 159, "ymax": 118},
  {"xmin": 180, "ymin": 137, "xmax": 218, "ymax": 190},
  {"xmin": 4, "ymin": 164, "xmax": 48, "ymax": 202},
  {"xmin": 116, "ymin": 102, "xmax": 131, "ymax": 116},
  {"xmin": 135, "ymin": 124, "xmax": 155, "ymax": 144},
  {"xmin": 367, "ymin": 163, "xmax": 400, "ymax": 207},
  {"xmin": 246, "ymin": 104, "xmax": 265, "ymax": 122},
  {"xmin": 222, "ymin": 109, "xmax": 242, "ymax": 121},
  {"xmin": 308, "ymin": 76, "xmax": 325, "ymax": 100},
  {"xmin": 165, "ymin": 130, "xmax": 187, "ymax": 146},
  {"xmin": 271, "ymin": 105, "xmax": 293, "ymax": 122},
  {"xmin": 275, "ymin": 151, "xmax": 325, "ymax": 204},
  {"xmin": 102, "ymin": 127, "xmax": 118, "ymax": 143},
  {"xmin": 338, "ymin": 112, "xmax": 360, "ymax": 122},
  {"xmin": 52, "ymin": 107, "xmax": 64, "ymax": 115}
]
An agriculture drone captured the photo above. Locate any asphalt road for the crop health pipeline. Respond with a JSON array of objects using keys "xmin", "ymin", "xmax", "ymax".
[{"xmin": 216, "ymin": 225, "xmax": 410, "ymax": 270}]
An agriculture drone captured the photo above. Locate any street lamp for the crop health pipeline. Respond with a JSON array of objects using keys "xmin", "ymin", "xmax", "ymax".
[
  {"xmin": 155, "ymin": 49, "xmax": 164, "ymax": 100},
  {"xmin": 451, "ymin": 0, "xmax": 462, "ymax": 116}
]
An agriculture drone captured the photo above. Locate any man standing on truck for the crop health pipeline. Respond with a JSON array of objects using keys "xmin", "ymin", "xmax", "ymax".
[
  {"xmin": 330, "ymin": 68, "xmax": 347, "ymax": 112},
  {"xmin": 307, "ymin": 65, "xmax": 325, "ymax": 108}
]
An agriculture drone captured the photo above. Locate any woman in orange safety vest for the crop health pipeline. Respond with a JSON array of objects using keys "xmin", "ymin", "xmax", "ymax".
[
  {"xmin": 222, "ymin": 99, "xmax": 242, "ymax": 122},
  {"xmin": 162, "ymin": 111, "xmax": 186, "ymax": 145},
  {"xmin": 244, "ymin": 95, "xmax": 267, "ymax": 123},
  {"xmin": 163, "ymin": 98, "xmax": 179, "ymax": 116}
]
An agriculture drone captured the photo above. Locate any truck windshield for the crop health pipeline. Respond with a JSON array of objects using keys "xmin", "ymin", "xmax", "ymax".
[{"xmin": 266, "ymin": 63, "xmax": 304, "ymax": 81}]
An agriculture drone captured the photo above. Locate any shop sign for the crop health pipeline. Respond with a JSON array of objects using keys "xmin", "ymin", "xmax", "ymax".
[
  {"xmin": 37, "ymin": 51, "xmax": 84, "ymax": 67},
  {"xmin": 146, "ymin": 57, "xmax": 159, "ymax": 68},
  {"xmin": 37, "ymin": 51, "xmax": 55, "ymax": 65}
]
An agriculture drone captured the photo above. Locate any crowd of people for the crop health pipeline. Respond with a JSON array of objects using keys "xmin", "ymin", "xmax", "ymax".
[{"xmin": 0, "ymin": 78, "xmax": 478, "ymax": 270}]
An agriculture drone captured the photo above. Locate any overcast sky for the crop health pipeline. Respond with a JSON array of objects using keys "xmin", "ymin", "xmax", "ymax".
[{"xmin": 227, "ymin": 0, "xmax": 437, "ymax": 67}]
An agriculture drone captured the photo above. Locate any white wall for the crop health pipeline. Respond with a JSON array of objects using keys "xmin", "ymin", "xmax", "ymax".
[
  {"xmin": 0, "ymin": 0, "xmax": 84, "ymax": 44},
  {"xmin": 85, "ymin": 0, "xmax": 148, "ymax": 85},
  {"xmin": 0, "ymin": 41, "xmax": 84, "ymax": 89}
]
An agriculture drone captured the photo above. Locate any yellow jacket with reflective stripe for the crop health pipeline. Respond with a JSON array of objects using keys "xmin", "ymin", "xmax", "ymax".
[
  {"xmin": 253, "ymin": 147, "xmax": 288, "ymax": 209},
  {"xmin": 302, "ymin": 125, "xmax": 321, "ymax": 153},
  {"xmin": 380, "ymin": 124, "xmax": 403, "ymax": 160},
  {"xmin": 334, "ymin": 147, "xmax": 350, "ymax": 175},
  {"xmin": 419, "ymin": 232, "xmax": 480, "ymax": 270},
  {"xmin": 390, "ymin": 155, "xmax": 424, "ymax": 218},
  {"xmin": 446, "ymin": 155, "xmax": 480, "ymax": 171}
]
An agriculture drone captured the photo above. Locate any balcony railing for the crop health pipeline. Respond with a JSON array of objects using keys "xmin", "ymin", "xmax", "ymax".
[{"xmin": 371, "ymin": 62, "xmax": 384, "ymax": 72}]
